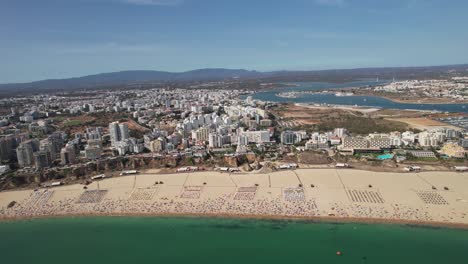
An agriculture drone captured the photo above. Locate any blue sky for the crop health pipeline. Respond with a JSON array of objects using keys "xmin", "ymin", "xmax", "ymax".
[{"xmin": 1, "ymin": 0, "xmax": 468, "ymax": 83}]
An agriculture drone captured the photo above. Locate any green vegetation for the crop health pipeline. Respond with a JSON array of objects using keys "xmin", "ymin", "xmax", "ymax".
[
  {"xmin": 53, "ymin": 116, "xmax": 67, "ymax": 122},
  {"xmin": 406, "ymin": 155, "xmax": 439, "ymax": 162},
  {"xmin": 63, "ymin": 120, "xmax": 83, "ymax": 127},
  {"xmin": 185, "ymin": 157, "xmax": 195, "ymax": 166},
  {"xmin": 317, "ymin": 116, "xmax": 408, "ymax": 135},
  {"xmin": 294, "ymin": 140, "xmax": 307, "ymax": 147}
]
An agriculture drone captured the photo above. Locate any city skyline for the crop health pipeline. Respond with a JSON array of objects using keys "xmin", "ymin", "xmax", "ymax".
[{"xmin": 2, "ymin": 0, "xmax": 468, "ymax": 83}]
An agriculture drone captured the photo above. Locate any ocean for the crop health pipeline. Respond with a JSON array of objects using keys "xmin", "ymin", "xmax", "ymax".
[
  {"xmin": 250, "ymin": 81, "xmax": 468, "ymax": 113},
  {"xmin": 1, "ymin": 217, "xmax": 467, "ymax": 264}
]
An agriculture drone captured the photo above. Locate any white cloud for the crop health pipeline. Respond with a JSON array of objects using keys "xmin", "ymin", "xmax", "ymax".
[{"xmin": 123, "ymin": 0, "xmax": 184, "ymax": 6}]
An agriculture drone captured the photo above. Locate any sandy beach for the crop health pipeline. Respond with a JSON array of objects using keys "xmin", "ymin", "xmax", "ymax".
[
  {"xmin": 295, "ymin": 103, "xmax": 381, "ymax": 114},
  {"xmin": 379, "ymin": 96, "xmax": 468, "ymax": 105},
  {"xmin": 1, "ymin": 169, "xmax": 467, "ymax": 227}
]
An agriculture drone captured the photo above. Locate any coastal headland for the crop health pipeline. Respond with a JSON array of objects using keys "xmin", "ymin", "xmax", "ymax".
[{"xmin": 1, "ymin": 169, "xmax": 467, "ymax": 228}]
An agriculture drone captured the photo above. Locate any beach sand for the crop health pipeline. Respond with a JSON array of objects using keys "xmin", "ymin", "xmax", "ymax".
[
  {"xmin": 1, "ymin": 169, "xmax": 467, "ymax": 227},
  {"xmin": 386, "ymin": 117, "xmax": 462, "ymax": 131}
]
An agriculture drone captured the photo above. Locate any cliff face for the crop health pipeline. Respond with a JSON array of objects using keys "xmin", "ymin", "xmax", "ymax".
[
  {"xmin": 3, "ymin": 153, "xmax": 266, "ymax": 190},
  {"xmin": 246, "ymin": 153, "xmax": 257, "ymax": 163},
  {"xmin": 221, "ymin": 153, "xmax": 261, "ymax": 168},
  {"xmin": 4, "ymin": 156, "xmax": 180, "ymax": 190},
  {"xmin": 223, "ymin": 156, "xmax": 239, "ymax": 167}
]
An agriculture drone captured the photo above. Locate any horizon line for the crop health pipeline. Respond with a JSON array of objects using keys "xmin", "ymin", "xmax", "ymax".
[{"xmin": 2, "ymin": 62, "xmax": 468, "ymax": 85}]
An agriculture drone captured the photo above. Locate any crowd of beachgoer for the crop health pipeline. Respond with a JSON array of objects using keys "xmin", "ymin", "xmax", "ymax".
[
  {"xmin": 327, "ymin": 202, "xmax": 434, "ymax": 221},
  {"xmin": 0, "ymin": 187, "xmax": 464, "ymax": 224}
]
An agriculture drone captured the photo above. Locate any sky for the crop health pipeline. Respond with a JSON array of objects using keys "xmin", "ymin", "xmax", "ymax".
[{"xmin": 1, "ymin": 0, "xmax": 468, "ymax": 83}]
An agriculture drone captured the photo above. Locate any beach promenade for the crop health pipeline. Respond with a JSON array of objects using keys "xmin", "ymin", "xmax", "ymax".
[{"xmin": 1, "ymin": 169, "xmax": 467, "ymax": 226}]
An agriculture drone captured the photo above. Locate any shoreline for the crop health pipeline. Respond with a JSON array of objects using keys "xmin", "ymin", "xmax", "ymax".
[
  {"xmin": 339, "ymin": 86, "xmax": 468, "ymax": 105},
  {"xmin": 295, "ymin": 102, "xmax": 464, "ymax": 115},
  {"xmin": 2, "ymin": 211, "xmax": 468, "ymax": 230},
  {"xmin": 270, "ymin": 84, "xmax": 468, "ymax": 106},
  {"xmin": 345, "ymin": 90, "xmax": 468, "ymax": 105},
  {"xmin": 2, "ymin": 169, "xmax": 467, "ymax": 229},
  {"xmin": 368, "ymin": 94, "xmax": 468, "ymax": 105}
]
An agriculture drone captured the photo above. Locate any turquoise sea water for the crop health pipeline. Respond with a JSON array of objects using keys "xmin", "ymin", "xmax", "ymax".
[{"xmin": 1, "ymin": 217, "xmax": 468, "ymax": 264}]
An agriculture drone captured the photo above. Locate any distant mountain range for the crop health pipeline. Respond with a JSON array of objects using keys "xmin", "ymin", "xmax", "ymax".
[
  {"xmin": 0, "ymin": 69, "xmax": 264, "ymax": 92},
  {"xmin": 1, "ymin": 64, "xmax": 467, "ymax": 94}
]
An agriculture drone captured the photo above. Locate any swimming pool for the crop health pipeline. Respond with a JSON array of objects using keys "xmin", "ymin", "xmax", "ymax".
[{"xmin": 377, "ymin": 154, "xmax": 394, "ymax": 160}]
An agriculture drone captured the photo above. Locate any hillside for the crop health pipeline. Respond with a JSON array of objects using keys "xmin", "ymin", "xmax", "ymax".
[{"xmin": 1, "ymin": 64, "xmax": 467, "ymax": 95}]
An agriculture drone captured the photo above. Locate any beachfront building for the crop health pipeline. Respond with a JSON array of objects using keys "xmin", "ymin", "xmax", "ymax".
[
  {"xmin": 440, "ymin": 143, "xmax": 466, "ymax": 158},
  {"xmin": 16, "ymin": 142, "xmax": 35, "ymax": 168},
  {"xmin": 208, "ymin": 133, "xmax": 224, "ymax": 148},
  {"xmin": 401, "ymin": 131, "xmax": 417, "ymax": 145},
  {"xmin": 60, "ymin": 144, "xmax": 76, "ymax": 165},
  {"xmin": 85, "ymin": 127, "xmax": 103, "ymax": 140},
  {"xmin": 84, "ymin": 145, "xmax": 102, "ymax": 160},
  {"xmin": 305, "ymin": 140, "xmax": 330, "ymax": 150},
  {"xmin": 0, "ymin": 135, "xmax": 18, "ymax": 161},
  {"xmin": 241, "ymin": 130, "xmax": 271, "ymax": 144},
  {"xmin": 460, "ymin": 138, "xmax": 468, "ymax": 149},
  {"xmin": 40, "ymin": 132, "xmax": 64, "ymax": 160},
  {"xmin": 408, "ymin": 150, "xmax": 437, "ymax": 159},
  {"xmin": 260, "ymin": 119, "xmax": 273, "ymax": 126},
  {"xmin": 281, "ymin": 131, "xmax": 296, "ymax": 145},
  {"xmin": 192, "ymin": 127, "xmax": 210, "ymax": 143},
  {"xmin": 343, "ymin": 137, "xmax": 369, "ymax": 149},
  {"xmin": 148, "ymin": 138, "xmax": 166, "ymax": 153},
  {"xmin": 334, "ymin": 128, "xmax": 348, "ymax": 138},
  {"xmin": 33, "ymin": 151, "xmax": 51, "ymax": 169},
  {"xmin": 278, "ymin": 130, "xmax": 307, "ymax": 145},
  {"xmin": 109, "ymin": 121, "xmax": 129, "ymax": 147},
  {"xmin": 368, "ymin": 138, "xmax": 392, "ymax": 149},
  {"xmin": 418, "ymin": 131, "xmax": 445, "ymax": 147},
  {"xmin": 16, "ymin": 140, "xmax": 39, "ymax": 168}
]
